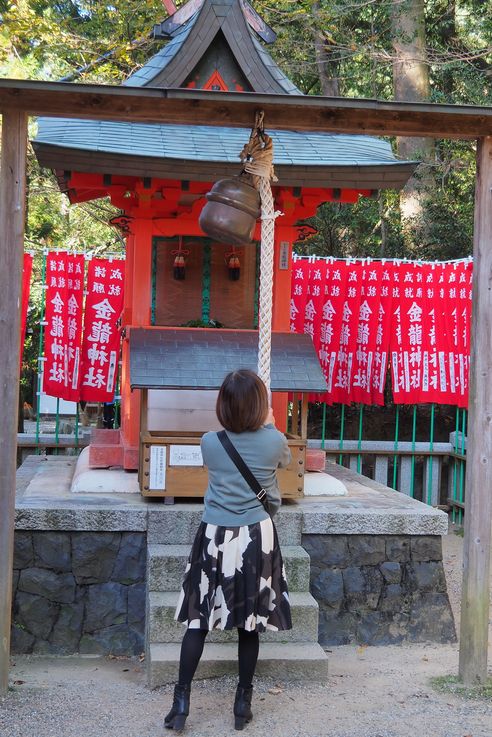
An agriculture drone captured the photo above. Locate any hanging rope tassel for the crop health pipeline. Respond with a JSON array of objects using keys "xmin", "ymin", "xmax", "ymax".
[
  {"xmin": 172, "ymin": 238, "xmax": 189, "ymax": 280},
  {"xmin": 239, "ymin": 111, "xmax": 282, "ymax": 396},
  {"xmin": 227, "ymin": 252, "xmax": 241, "ymax": 281}
]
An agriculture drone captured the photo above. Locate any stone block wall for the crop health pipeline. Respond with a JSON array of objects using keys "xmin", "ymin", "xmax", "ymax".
[
  {"xmin": 11, "ymin": 528, "xmax": 456, "ymax": 654},
  {"xmin": 11, "ymin": 531, "xmax": 146, "ymax": 655},
  {"xmin": 302, "ymin": 534, "xmax": 456, "ymax": 646}
]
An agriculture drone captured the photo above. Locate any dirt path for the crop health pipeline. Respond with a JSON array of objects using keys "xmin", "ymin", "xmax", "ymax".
[{"xmin": 1, "ymin": 531, "xmax": 491, "ymax": 737}]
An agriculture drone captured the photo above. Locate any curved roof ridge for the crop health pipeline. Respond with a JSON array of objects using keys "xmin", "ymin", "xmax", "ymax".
[
  {"xmin": 121, "ymin": 0, "xmax": 302, "ymax": 95},
  {"xmin": 122, "ymin": 9, "xmax": 200, "ymax": 88},
  {"xmin": 248, "ymin": 30, "xmax": 302, "ymax": 95}
]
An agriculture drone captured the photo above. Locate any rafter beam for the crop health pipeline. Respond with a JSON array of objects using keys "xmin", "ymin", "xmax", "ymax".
[{"xmin": 2, "ymin": 79, "xmax": 492, "ymax": 138}]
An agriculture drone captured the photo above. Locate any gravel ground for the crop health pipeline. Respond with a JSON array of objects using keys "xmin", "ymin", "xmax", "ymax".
[{"xmin": 1, "ymin": 529, "xmax": 491, "ymax": 737}]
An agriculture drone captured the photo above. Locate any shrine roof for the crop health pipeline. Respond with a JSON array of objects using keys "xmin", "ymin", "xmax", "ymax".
[
  {"xmin": 121, "ymin": 1, "xmax": 300, "ymax": 95},
  {"xmin": 31, "ymin": 0, "xmax": 417, "ymax": 190},
  {"xmin": 34, "ymin": 118, "xmax": 417, "ymax": 190},
  {"xmin": 121, "ymin": 12, "xmax": 197, "ymax": 89},
  {"xmin": 129, "ymin": 328, "xmax": 328, "ymax": 393}
]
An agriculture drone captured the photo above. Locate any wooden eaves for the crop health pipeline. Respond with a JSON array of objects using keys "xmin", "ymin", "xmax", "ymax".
[{"xmin": 1, "ymin": 78, "xmax": 492, "ymax": 138}]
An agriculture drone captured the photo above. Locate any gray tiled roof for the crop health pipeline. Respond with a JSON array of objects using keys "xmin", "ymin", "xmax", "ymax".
[
  {"xmin": 249, "ymin": 33, "xmax": 300, "ymax": 95},
  {"xmin": 129, "ymin": 328, "xmax": 328, "ymax": 392},
  {"xmin": 121, "ymin": 12, "xmax": 198, "ymax": 88},
  {"xmin": 35, "ymin": 118, "xmax": 408, "ymax": 168}
]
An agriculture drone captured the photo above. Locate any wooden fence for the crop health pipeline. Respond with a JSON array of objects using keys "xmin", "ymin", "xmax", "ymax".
[{"xmin": 308, "ymin": 432, "xmax": 466, "ymax": 523}]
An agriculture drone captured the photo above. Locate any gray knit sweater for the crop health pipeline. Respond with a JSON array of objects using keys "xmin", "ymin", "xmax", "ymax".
[{"xmin": 200, "ymin": 424, "xmax": 291, "ymax": 527}]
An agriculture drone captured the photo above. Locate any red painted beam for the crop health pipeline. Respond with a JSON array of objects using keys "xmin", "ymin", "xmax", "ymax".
[{"xmin": 162, "ymin": 0, "xmax": 177, "ymax": 15}]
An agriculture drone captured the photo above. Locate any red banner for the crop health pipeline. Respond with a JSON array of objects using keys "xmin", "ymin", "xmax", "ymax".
[
  {"xmin": 371, "ymin": 263, "xmax": 395, "ymax": 404},
  {"xmin": 351, "ymin": 261, "xmax": 392, "ymax": 405},
  {"xmin": 43, "ymin": 252, "xmax": 85, "ymax": 401},
  {"xmin": 315, "ymin": 259, "xmax": 348, "ymax": 404},
  {"xmin": 390, "ymin": 261, "xmax": 472, "ymax": 406},
  {"xmin": 79, "ymin": 258, "xmax": 125, "ymax": 402},
  {"xmin": 20, "ymin": 253, "xmax": 33, "ymax": 367},
  {"xmin": 290, "ymin": 259, "xmax": 311, "ymax": 334},
  {"xmin": 291, "ymin": 257, "xmax": 473, "ymax": 407},
  {"xmin": 390, "ymin": 261, "xmax": 423, "ymax": 404},
  {"xmin": 333, "ymin": 261, "xmax": 364, "ymax": 404}
]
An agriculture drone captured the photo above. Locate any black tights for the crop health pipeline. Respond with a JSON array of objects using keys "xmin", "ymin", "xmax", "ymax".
[{"xmin": 178, "ymin": 628, "xmax": 259, "ymax": 688}]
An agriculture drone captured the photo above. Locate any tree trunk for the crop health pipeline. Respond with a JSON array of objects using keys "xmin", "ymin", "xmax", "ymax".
[
  {"xmin": 391, "ymin": 0, "xmax": 434, "ymax": 252},
  {"xmin": 439, "ymin": 0, "xmax": 456, "ymax": 97},
  {"xmin": 312, "ymin": 2, "xmax": 340, "ymax": 97}
]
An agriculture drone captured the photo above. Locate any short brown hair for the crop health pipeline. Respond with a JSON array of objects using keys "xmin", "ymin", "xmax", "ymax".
[{"xmin": 216, "ymin": 369, "xmax": 268, "ymax": 433}]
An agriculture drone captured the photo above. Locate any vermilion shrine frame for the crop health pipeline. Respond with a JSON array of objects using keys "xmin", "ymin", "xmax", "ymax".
[{"xmin": 1, "ymin": 80, "xmax": 491, "ymax": 693}]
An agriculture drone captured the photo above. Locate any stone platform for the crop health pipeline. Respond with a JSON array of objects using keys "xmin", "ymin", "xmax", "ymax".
[
  {"xmin": 16, "ymin": 456, "xmax": 448, "ymax": 536},
  {"xmin": 13, "ymin": 456, "xmax": 455, "ymax": 684}
]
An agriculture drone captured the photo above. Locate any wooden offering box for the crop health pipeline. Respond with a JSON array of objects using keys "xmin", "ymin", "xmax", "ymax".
[
  {"xmin": 129, "ymin": 327, "xmax": 327, "ymax": 498},
  {"xmin": 139, "ymin": 429, "xmax": 306, "ymax": 499}
]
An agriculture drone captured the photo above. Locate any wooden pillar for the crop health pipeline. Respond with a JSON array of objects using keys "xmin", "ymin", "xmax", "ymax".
[
  {"xmin": 0, "ymin": 111, "xmax": 28, "ymax": 695},
  {"xmin": 458, "ymin": 136, "xmax": 492, "ymax": 685}
]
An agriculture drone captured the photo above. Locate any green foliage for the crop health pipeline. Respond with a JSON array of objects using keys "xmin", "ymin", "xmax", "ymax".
[
  {"xmin": 431, "ymin": 674, "xmax": 492, "ymax": 699},
  {"xmin": 26, "ymin": 146, "xmax": 122, "ymax": 252},
  {"xmin": 181, "ymin": 319, "xmax": 224, "ymax": 328},
  {"xmin": 296, "ymin": 192, "xmax": 404, "ymax": 259},
  {"xmin": 0, "ymin": 0, "xmax": 166, "ymax": 81}
]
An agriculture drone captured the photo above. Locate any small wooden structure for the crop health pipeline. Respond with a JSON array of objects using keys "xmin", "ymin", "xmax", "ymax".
[{"xmin": 130, "ymin": 327, "xmax": 325, "ymax": 497}]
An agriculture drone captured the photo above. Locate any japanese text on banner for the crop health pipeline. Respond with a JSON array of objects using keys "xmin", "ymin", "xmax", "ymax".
[
  {"xmin": 20, "ymin": 253, "xmax": 33, "ymax": 368},
  {"xmin": 79, "ymin": 258, "xmax": 125, "ymax": 402},
  {"xmin": 42, "ymin": 252, "xmax": 85, "ymax": 401},
  {"xmin": 390, "ymin": 262, "xmax": 472, "ymax": 406},
  {"xmin": 291, "ymin": 257, "xmax": 472, "ymax": 407}
]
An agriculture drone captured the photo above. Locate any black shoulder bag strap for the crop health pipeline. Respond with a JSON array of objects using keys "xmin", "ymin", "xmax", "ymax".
[{"xmin": 217, "ymin": 430, "xmax": 271, "ymax": 516}]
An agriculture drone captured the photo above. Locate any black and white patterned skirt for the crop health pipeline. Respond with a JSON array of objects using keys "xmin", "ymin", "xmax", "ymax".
[{"xmin": 175, "ymin": 517, "xmax": 292, "ymax": 632}]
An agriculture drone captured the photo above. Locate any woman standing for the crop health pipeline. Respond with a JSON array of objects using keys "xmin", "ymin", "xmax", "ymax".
[{"xmin": 165, "ymin": 369, "xmax": 292, "ymax": 732}]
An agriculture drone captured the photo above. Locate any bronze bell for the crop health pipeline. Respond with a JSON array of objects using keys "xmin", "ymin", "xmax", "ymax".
[{"xmin": 199, "ymin": 176, "xmax": 260, "ymax": 246}]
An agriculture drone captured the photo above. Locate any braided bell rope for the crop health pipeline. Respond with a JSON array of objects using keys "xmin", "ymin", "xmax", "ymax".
[{"xmin": 240, "ymin": 112, "xmax": 282, "ymax": 396}]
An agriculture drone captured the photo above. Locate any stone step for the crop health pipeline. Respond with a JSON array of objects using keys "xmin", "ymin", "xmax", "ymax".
[
  {"xmin": 148, "ymin": 641, "xmax": 329, "ymax": 687},
  {"xmin": 146, "ymin": 506, "xmax": 303, "ymax": 546},
  {"xmin": 147, "ymin": 544, "xmax": 311, "ymax": 593},
  {"xmin": 147, "ymin": 591, "xmax": 319, "ymax": 644}
]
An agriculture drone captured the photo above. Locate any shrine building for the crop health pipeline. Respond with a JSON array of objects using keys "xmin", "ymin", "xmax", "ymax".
[
  {"xmin": 33, "ymin": 0, "xmax": 417, "ymax": 472},
  {"xmin": 8, "ymin": 2, "xmax": 458, "ymax": 678}
]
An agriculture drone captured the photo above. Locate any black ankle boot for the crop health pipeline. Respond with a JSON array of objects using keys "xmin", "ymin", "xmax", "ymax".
[
  {"xmin": 233, "ymin": 684, "xmax": 253, "ymax": 730},
  {"xmin": 164, "ymin": 684, "xmax": 190, "ymax": 732}
]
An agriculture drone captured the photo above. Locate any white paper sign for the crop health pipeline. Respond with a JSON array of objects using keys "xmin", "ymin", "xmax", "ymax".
[
  {"xmin": 150, "ymin": 446, "xmax": 167, "ymax": 489},
  {"xmin": 279, "ymin": 241, "xmax": 290, "ymax": 270},
  {"xmin": 169, "ymin": 445, "xmax": 204, "ymax": 467}
]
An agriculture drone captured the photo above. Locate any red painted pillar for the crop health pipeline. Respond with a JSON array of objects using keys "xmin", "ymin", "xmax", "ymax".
[
  {"xmin": 120, "ymin": 230, "xmax": 134, "ymax": 456},
  {"xmin": 271, "ymin": 225, "xmax": 295, "ymax": 432},
  {"xmin": 162, "ymin": 0, "xmax": 177, "ymax": 15},
  {"xmin": 121, "ymin": 217, "xmax": 154, "ymax": 469}
]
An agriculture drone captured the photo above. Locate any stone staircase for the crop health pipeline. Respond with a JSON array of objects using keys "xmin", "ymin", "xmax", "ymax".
[{"xmin": 145, "ymin": 508, "xmax": 329, "ymax": 687}]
